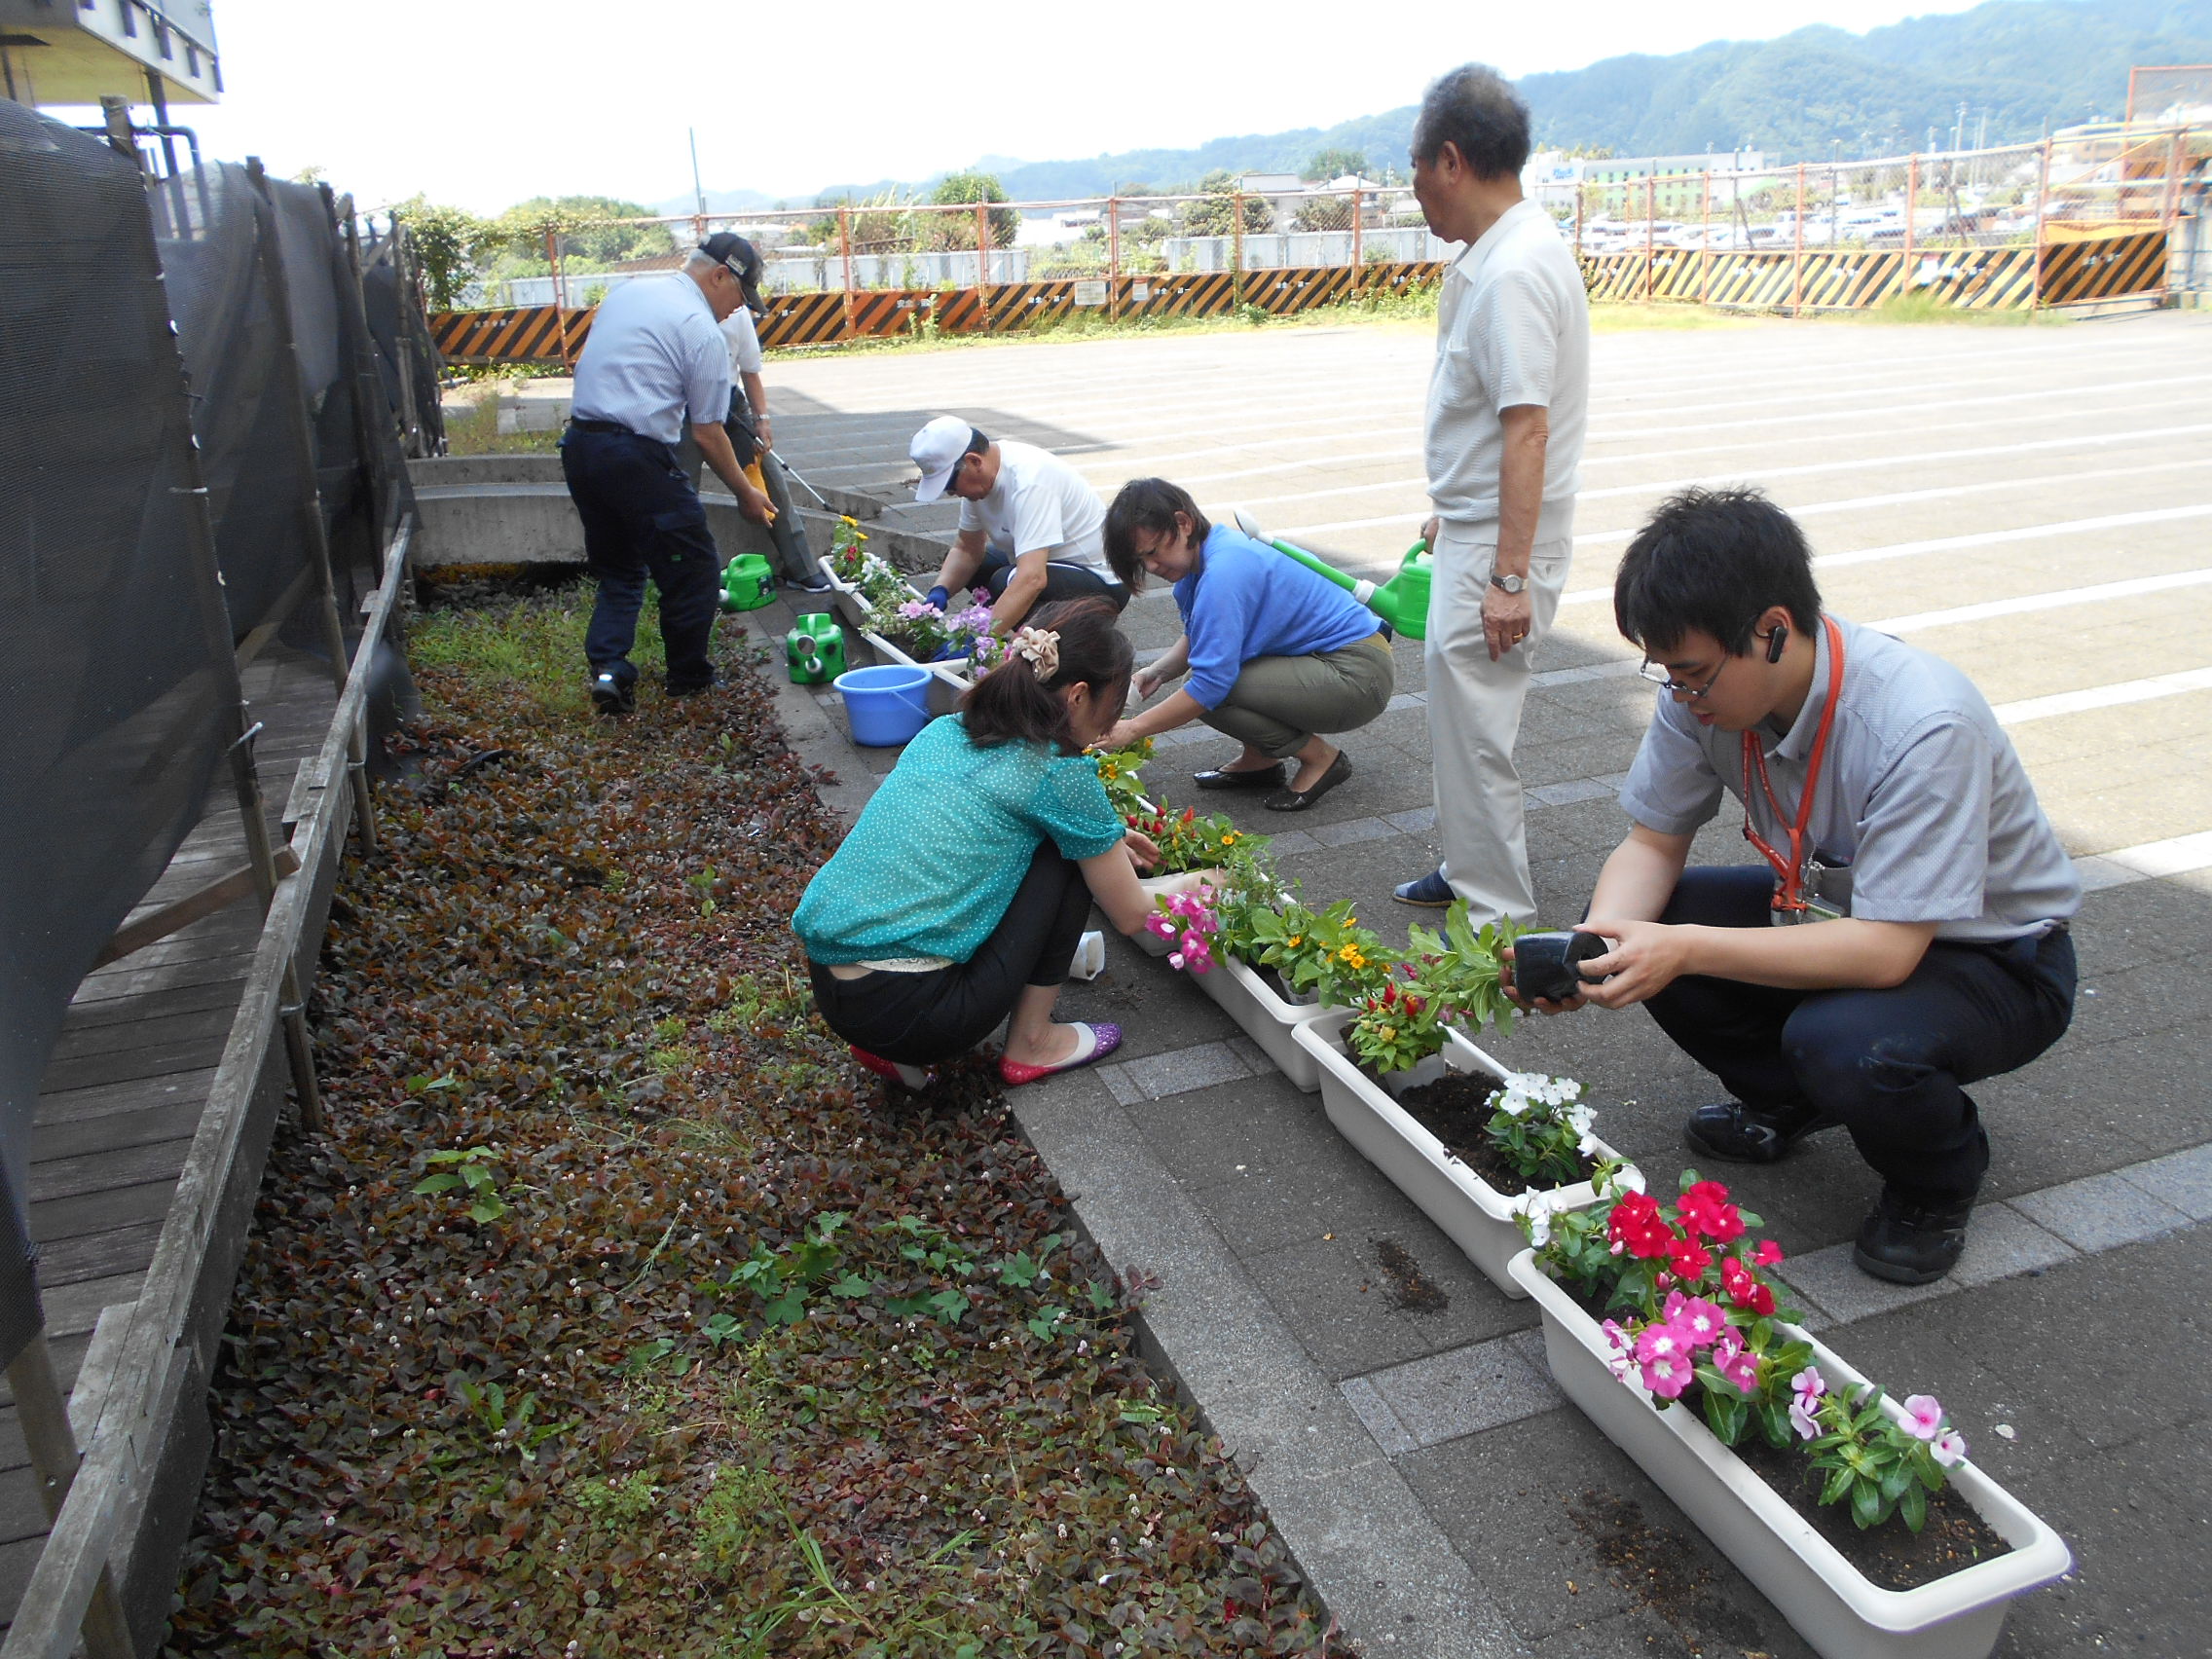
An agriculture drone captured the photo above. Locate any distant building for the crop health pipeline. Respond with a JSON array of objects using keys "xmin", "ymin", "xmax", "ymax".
[{"xmin": 1524, "ymin": 150, "xmax": 1775, "ymax": 214}]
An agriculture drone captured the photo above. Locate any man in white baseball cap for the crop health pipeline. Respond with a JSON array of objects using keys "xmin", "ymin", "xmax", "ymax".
[{"xmin": 909, "ymin": 416, "xmax": 1125, "ymax": 634}]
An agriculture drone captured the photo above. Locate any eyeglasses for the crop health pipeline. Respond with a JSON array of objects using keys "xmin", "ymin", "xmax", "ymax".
[{"xmin": 1638, "ymin": 655, "xmax": 1727, "ymax": 700}]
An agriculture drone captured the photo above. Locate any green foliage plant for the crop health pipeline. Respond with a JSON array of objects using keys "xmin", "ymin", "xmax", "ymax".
[{"xmin": 413, "ymin": 1146, "xmax": 509, "ymax": 1223}]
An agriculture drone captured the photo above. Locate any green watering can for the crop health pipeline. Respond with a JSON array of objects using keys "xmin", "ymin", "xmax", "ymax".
[
  {"xmin": 719, "ymin": 553, "xmax": 776, "ymax": 612},
  {"xmin": 1234, "ymin": 509, "xmax": 1431, "ymax": 640},
  {"xmin": 785, "ymin": 613, "xmax": 847, "ymax": 684}
]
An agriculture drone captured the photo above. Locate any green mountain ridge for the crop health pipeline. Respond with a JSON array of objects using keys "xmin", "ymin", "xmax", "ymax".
[{"xmin": 675, "ymin": 0, "xmax": 2211, "ymax": 213}]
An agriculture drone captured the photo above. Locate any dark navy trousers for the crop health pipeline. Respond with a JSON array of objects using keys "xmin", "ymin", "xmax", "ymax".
[
  {"xmin": 1642, "ymin": 866, "xmax": 2077, "ymax": 1198},
  {"xmin": 560, "ymin": 424, "xmax": 722, "ymax": 693}
]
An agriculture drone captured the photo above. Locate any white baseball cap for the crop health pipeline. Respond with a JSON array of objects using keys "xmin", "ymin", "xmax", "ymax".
[{"xmin": 910, "ymin": 415, "xmax": 977, "ymax": 503}]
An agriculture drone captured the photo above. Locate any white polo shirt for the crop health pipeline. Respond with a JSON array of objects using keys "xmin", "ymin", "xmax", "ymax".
[
  {"xmin": 720, "ymin": 306, "xmax": 764, "ymax": 378},
  {"xmin": 957, "ymin": 440, "xmax": 1110, "ymax": 574},
  {"xmin": 1424, "ymin": 198, "xmax": 1589, "ymax": 532},
  {"xmin": 570, "ymin": 274, "xmax": 730, "ymax": 446}
]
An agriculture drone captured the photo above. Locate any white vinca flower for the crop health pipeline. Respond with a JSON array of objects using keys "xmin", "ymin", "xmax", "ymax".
[
  {"xmin": 1567, "ymin": 1103, "xmax": 1595, "ymax": 1135},
  {"xmin": 1513, "ymin": 1189, "xmax": 1556, "ymax": 1246}
]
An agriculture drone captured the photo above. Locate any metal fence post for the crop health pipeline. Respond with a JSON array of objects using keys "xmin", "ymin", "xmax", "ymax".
[
  {"xmin": 1350, "ymin": 185, "xmax": 1363, "ymax": 283},
  {"xmin": 2160, "ymin": 127, "xmax": 2186, "ymax": 302},
  {"xmin": 1108, "ymin": 194, "xmax": 1122, "ymax": 321},
  {"xmin": 1791, "ymin": 163, "xmax": 1807, "ymax": 314},
  {"xmin": 1641, "ymin": 176, "xmax": 1655, "ymax": 300},
  {"xmin": 1902, "ymin": 152, "xmax": 1919, "ymax": 299},
  {"xmin": 2031, "ymin": 140, "xmax": 2051, "ymax": 310},
  {"xmin": 838, "ymin": 205, "xmax": 855, "ymax": 339},
  {"xmin": 545, "ymin": 227, "xmax": 572, "ymax": 367},
  {"xmin": 1700, "ymin": 169, "xmax": 1712, "ymax": 303},
  {"xmin": 1233, "ymin": 191, "xmax": 1246, "ymax": 308}
]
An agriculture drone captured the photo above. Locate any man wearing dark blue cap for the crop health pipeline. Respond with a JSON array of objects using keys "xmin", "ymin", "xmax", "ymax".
[{"xmin": 560, "ymin": 232, "xmax": 776, "ymax": 713}]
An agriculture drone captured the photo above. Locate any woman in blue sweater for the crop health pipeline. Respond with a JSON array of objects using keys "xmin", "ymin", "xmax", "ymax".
[
  {"xmin": 794, "ymin": 601, "xmax": 1198, "ymax": 1089},
  {"xmin": 1102, "ymin": 479, "xmax": 1393, "ymax": 811}
]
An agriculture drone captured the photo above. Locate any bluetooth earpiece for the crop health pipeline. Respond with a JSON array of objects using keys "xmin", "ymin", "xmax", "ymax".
[{"xmin": 1765, "ymin": 623, "xmax": 1788, "ymax": 664}]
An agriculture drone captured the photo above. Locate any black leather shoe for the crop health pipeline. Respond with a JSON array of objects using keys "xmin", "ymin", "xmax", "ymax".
[
  {"xmin": 1853, "ymin": 1186, "xmax": 1975, "ymax": 1284},
  {"xmin": 1263, "ymin": 751, "xmax": 1351, "ymax": 812},
  {"xmin": 1194, "ymin": 762, "xmax": 1287, "ymax": 791},
  {"xmin": 1681, "ymin": 1100, "xmax": 1824, "ymax": 1164}
]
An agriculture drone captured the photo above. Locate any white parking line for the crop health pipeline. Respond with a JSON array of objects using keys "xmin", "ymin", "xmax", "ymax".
[
  {"xmin": 1275, "ymin": 420, "xmax": 2212, "ymax": 538},
  {"xmin": 1556, "ymin": 501, "xmax": 2212, "ymax": 607},
  {"xmin": 1878, "ymin": 567, "xmax": 2212, "ymax": 635},
  {"xmin": 2076, "ymin": 830, "xmax": 2212, "ymax": 890},
  {"xmin": 1995, "ymin": 667, "xmax": 2212, "ymax": 726}
]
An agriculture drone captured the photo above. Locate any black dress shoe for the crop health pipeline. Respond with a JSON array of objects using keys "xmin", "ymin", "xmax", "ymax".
[
  {"xmin": 1194, "ymin": 762, "xmax": 1287, "ymax": 791},
  {"xmin": 1263, "ymin": 751, "xmax": 1351, "ymax": 812},
  {"xmin": 1681, "ymin": 1100, "xmax": 1824, "ymax": 1164},
  {"xmin": 1853, "ymin": 1185, "xmax": 1975, "ymax": 1284}
]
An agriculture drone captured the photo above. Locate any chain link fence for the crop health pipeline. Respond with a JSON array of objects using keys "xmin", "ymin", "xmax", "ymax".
[{"xmin": 431, "ymin": 129, "xmax": 2209, "ymax": 357}]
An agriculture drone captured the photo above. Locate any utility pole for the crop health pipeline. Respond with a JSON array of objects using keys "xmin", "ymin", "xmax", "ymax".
[{"xmin": 688, "ymin": 127, "xmax": 707, "ymax": 241}]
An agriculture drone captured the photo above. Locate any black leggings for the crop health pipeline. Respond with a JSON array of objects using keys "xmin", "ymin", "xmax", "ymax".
[{"xmin": 808, "ymin": 840, "xmax": 1094, "ymax": 1065}]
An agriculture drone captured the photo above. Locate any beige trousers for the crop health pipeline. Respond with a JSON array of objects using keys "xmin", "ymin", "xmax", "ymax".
[{"xmin": 1424, "ymin": 516, "xmax": 1574, "ymax": 926}]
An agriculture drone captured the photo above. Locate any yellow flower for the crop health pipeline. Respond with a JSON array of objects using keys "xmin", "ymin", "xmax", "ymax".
[
  {"xmin": 1338, "ymin": 944, "xmax": 1366, "ymax": 969},
  {"xmin": 1287, "ymin": 935, "xmax": 1303, "ymax": 948},
  {"xmin": 839, "ymin": 514, "xmax": 859, "ymax": 526},
  {"xmin": 1222, "ymin": 831, "xmax": 1239, "ymax": 845},
  {"xmin": 1378, "ymin": 1025, "xmax": 1397, "ymax": 1043}
]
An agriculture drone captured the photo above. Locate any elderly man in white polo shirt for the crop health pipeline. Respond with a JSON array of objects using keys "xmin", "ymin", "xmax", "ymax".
[
  {"xmin": 1515, "ymin": 488, "xmax": 2080, "ymax": 1286},
  {"xmin": 908, "ymin": 418, "xmax": 1127, "ymax": 635},
  {"xmin": 561, "ymin": 233, "xmax": 775, "ymax": 714},
  {"xmin": 1393, "ymin": 64, "xmax": 1589, "ymax": 921}
]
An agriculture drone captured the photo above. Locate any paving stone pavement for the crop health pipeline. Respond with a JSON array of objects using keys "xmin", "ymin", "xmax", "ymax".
[{"xmin": 726, "ymin": 313, "xmax": 2212, "ymax": 1657}]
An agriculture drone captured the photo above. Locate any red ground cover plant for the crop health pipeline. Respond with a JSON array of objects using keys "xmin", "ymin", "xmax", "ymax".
[{"xmin": 163, "ymin": 593, "xmax": 1346, "ymax": 1659}]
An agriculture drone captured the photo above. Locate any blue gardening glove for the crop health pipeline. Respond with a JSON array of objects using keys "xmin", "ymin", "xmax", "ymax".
[{"xmin": 926, "ymin": 585, "xmax": 949, "ymax": 610}]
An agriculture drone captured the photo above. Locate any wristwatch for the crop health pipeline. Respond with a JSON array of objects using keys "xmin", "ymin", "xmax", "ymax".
[{"xmin": 1490, "ymin": 571, "xmax": 1527, "ymax": 595}]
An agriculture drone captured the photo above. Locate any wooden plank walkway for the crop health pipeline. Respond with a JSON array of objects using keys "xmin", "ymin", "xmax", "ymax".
[{"xmin": 0, "ymin": 643, "xmax": 341, "ymax": 1634}]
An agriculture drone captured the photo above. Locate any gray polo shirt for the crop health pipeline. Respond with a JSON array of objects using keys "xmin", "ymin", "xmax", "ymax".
[
  {"xmin": 570, "ymin": 274, "xmax": 730, "ymax": 446},
  {"xmin": 1619, "ymin": 616, "xmax": 2079, "ymax": 942}
]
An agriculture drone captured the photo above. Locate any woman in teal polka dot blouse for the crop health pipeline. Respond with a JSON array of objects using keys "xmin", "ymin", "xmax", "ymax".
[{"xmin": 795, "ymin": 601, "xmax": 1207, "ymax": 1088}]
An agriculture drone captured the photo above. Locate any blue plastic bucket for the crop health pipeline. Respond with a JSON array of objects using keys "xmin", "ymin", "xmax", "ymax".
[{"xmin": 833, "ymin": 664, "xmax": 936, "ymax": 747}]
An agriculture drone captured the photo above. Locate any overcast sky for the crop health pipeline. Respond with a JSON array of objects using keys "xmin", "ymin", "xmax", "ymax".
[{"xmin": 81, "ymin": 0, "xmax": 1993, "ymax": 212}]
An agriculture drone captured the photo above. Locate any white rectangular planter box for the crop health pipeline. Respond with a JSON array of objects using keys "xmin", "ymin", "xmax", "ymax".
[
  {"xmin": 1507, "ymin": 1249, "xmax": 2073, "ymax": 1659},
  {"xmin": 820, "ymin": 558, "xmax": 873, "ymax": 631},
  {"xmin": 1293, "ymin": 1011, "xmax": 1632, "ymax": 1296},
  {"xmin": 1195, "ymin": 954, "xmax": 1340, "ymax": 1091}
]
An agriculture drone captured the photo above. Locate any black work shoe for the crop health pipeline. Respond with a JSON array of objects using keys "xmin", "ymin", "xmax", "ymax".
[
  {"xmin": 1853, "ymin": 1186, "xmax": 1975, "ymax": 1284},
  {"xmin": 1682, "ymin": 1100, "xmax": 1824, "ymax": 1164},
  {"xmin": 591, "ymin": 671, "xmax": 635, "ymax": 715},
  {"xmin": 785, "ymin": 569, "xmax": 834, "ymax": 594},
  {"xmin": 665, "ymin": 676, "xmax": 718, "ymax": 697}
]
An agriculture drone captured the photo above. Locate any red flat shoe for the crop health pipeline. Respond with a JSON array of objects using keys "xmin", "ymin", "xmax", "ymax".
[
  {"xmin": 850, "ymin": 1047, "xmax": 935, "ymax": 1091},
  {"xmin": 999, "ymin": 1022, "xmax": 1122, "ymax": 1088}
]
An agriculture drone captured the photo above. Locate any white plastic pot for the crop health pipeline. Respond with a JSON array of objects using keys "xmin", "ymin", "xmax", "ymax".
[
  {"xmin": 1292, "ymin": 1011, "xmax": 1631, "ymax": 1296},
  {"xmin": 1506, "ymin": 1249, "xmax": 2074, "ymax": 1659},
  {"xmin": 1195, "ymin": 953, "xmax": 1340, "ymax": 1091}
]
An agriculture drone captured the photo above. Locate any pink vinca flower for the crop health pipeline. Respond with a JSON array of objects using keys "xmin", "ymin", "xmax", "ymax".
[
  {"xmin": 1790, "ymin": 1366, "xmax": 1826, "ymax": 1406},
  {"xmin": 1788, "ymin": 1394, "xmax": 1824, "ymax": 1442},
  {"xmin": 1600, "ymin": 1320, "xmax": 1635, "ymax": 1382},
  {"xmin": 1636, "ymin": 1324, "xmax": 1688, "ymax": 1370},
  {"xmin": 1145, "ymin": 911, "xmax": 1178, "ymax": 940},
  {"xmin": 1661, "ymin": 1292, "xmax": 1729, "ymax": 1348},
  {"xmin": 1715, "ymin": 1343, "xmax": 1760, "ymax": 1395},
  {"xmin": 1901, "ymin": 1395, "xmax": 1946, "ymax": 1442},
  {"xmin": 1171, "ymin": 933, "xmax": 1213, "ymax": 974},
  {"xmin": 1931, "ymin": 1428, "xmax": 1969, "ymax": 1468},
  {"xmin": 1640, "ymin": 1350, "xmax": 1694, "ymax": 1400}
]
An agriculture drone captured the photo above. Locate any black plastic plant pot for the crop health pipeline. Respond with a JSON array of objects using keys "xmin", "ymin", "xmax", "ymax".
[{"xmin": 1513, "ymin": 930, "xmax": 1608, "ymax": 1002}]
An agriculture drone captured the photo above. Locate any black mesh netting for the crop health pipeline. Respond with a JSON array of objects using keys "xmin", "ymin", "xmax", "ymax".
[
  {"xmin": 0, "ymin": 107, "xmax": 235, "ymax": 1364},
  {"xmin": 0, "ymin": 113, "xmax": 426, "ymax": 1366}
]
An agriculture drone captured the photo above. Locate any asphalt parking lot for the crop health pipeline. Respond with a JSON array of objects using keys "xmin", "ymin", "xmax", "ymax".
[{"xmin": 752, "ymin": 309, "xmax": 2212, "ymax": 1657}]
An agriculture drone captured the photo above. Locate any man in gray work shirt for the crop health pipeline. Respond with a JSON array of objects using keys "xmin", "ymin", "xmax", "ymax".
[
  {"xmin": 1516, "ymin": 488, "xmax": 2078, "ymax": 1285},
  {"xmin": 561, "ymin": 232, "xmax": 774, "ymax": 713}
]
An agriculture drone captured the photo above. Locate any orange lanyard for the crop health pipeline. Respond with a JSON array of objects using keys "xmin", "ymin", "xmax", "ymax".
[{"xmin": 1741, "ymin": 615, "xmax": 1847, "ymax": 915}]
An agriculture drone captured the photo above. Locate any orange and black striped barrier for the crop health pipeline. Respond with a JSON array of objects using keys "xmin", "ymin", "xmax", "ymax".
[{"xmin": 426, "ymin": 231, "xmax": 2168, "ymax": 363}]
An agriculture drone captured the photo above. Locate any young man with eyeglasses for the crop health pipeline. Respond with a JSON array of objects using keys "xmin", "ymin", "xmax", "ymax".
[{"xmin": 1516, "ymin": 487, "xmax": 2079, "ymax": 1285}]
